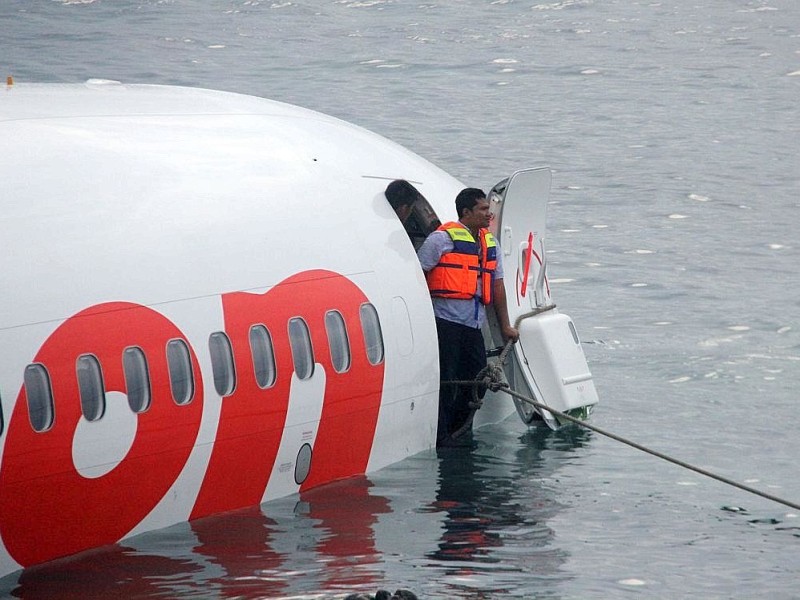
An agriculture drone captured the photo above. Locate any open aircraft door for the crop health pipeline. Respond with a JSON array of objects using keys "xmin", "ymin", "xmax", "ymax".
[{"xmin": 488, "ymin": 168, "xmax": 599, "ymax": 428}]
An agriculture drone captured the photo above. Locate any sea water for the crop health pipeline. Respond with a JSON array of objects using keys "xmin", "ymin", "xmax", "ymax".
[{"xmin": 1, "ymin": 0, "xmax": 799, "ymax": 597}]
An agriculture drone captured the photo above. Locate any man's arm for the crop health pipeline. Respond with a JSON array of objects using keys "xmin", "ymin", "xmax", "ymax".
[
  {"xmin": 416, "ymin": 230, "xmax": 449, "ymax": 272},
  {"xmin": 492, "ymin": 279, "xmax": 519, "ymax": 342}
]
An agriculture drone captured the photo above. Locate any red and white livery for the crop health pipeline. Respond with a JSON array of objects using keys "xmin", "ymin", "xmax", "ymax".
[{"xmin": 0, "ymin": 80, "xmax": 597, "ymax": 578}]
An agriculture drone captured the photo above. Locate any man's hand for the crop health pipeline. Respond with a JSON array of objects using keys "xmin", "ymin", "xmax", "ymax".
[
  {"xmin": 502, "ymin": 325, "xmax": 519, "ymax": 342},
  {"xmin": 493, "ymin": 279, "xmax": 519, "ymax": 342}
]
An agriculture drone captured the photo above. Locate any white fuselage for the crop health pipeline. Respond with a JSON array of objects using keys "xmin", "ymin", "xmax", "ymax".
[{"xmin": 0, "ymin": 81, "xmax": 517, "ymax": 577}]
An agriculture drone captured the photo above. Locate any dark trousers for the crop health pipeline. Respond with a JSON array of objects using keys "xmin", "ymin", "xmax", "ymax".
[{"xmin": 435, "ymin": 317, "xmax": 487, "ymax": 444}]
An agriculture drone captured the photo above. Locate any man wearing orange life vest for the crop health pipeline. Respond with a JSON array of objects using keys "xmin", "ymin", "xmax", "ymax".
[{"xmin": 417, "ymin": 188, "xmax": 519, "ymax": 446}]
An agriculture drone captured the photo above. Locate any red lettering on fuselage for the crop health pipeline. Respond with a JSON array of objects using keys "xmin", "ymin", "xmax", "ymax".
[
  {"xmin": 191, "ymin": 269, "xmax": 384, "ymax": 516},
  {"xmin": 295, "ymin": 271, "xmax": 384, "ymax": 491},
  {"xmin": 188, "ymin": 287, "xmax": 294, "ymax": 518},
  {"xmin": 0, "ymin": 302, "xmax": 204, "ymax": 567},
  {"xmin": 0, "ymin": 271, "xmax": 386, "ymax": 569}
]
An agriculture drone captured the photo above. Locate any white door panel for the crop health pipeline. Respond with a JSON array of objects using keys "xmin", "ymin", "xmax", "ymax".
[{"xmin": 489, "ymin": 168, "xmax": 598, "ymax": 428}]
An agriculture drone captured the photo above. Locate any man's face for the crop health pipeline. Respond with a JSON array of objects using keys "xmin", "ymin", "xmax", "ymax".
[{"xmin": 463, "ymin": 197, "xmax": 491, "ymax": 230}]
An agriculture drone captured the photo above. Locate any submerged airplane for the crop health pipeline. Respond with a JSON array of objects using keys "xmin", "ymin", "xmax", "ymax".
[{"xmin": 0, "ymin": 79, "xmax": 598, "ymax": 578}]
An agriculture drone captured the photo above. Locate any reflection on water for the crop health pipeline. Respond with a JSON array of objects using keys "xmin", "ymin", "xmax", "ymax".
[
  {"xmin": 0, "ymin": 424, "xmax": 592, "ymax": 599},
  {"xmin": 8, "ymin": 546, "xmax": 202, "ymax": 599},
  {"xmin": 189, "ymin": 508, "xmax": 287, "ymax": 598},
  {"xmin": 422, "ymin": 426, "xmax": 592, "ymax": 598},
  {"xmin": 297, "ymin": 477, "xmax": 392, "ymax": 594}
]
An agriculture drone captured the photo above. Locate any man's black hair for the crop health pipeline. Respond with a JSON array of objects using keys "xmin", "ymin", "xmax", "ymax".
[
  {"xmin": 385, "ymin": 179, "xmax": 423, "ymax": 211},
  {"xmin": 455, "ymin": 187, "xmax": 486, "ymax": 219}
]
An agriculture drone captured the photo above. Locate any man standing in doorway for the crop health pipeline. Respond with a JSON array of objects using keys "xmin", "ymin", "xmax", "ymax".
[
  {"xmin": 384, "ymin": 179, "xmax": 422, "ymax": 225},
  {"xmin": 417, "ymin": 188, "xmax": 519, "ymax": 447}
]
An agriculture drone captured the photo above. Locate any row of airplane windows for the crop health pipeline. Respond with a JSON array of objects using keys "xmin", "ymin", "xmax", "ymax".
[{"xmin": 0, "ymin": 304, "xmax": 384, "ymax": 436}]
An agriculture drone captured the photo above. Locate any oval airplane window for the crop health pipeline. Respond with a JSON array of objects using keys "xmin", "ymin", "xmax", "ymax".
[
  {"xmin": 209, "ymin": 331, "xmax": 236, "ymax": 397},
  {"xmin": 24, "ymin": 364, "xmax": 54, "ymax": 432},
  {"xmin": 294, "ymin": 443, "xmax": 313, "ymax": 485},
  {"xmin": 76, "ymin": 354, "xmax": 106, "ymax": 422},
  {"xmin": 325, "ymin": 310, "xmax": 351, "ymax": 374},
  {"xmin": 359, "ymin": 303, "xmax": 384, "ymax": 366},
  {"xmin": 123, "ymin": 346, "xmax": 151, "ymax": 413},
  {"xmin": 166, "ymin": 339, "xmax": 194, "ymax": 405},
  {"xmin": 249, "ymin": 324, "xmax": 276, "ymax": 389},
  {"xmin": 288, "ymin": 317, "xmax": 314, "ymax": 380}
]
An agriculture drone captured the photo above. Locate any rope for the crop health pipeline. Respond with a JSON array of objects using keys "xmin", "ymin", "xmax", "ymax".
[
  {"xmin": 444, "ymin": 377, "xmax": 800, "ymax": 512},
  {"xmin": 446, "ymin": 339, "xmax": 516, "ymax": 441},
  {"xmin": 444, "ymin": 304, "xmax": 556, "ymax": 442},
  {"xmin": 441, "ymin": 300, "xmax": 799, "ymax": 510}
]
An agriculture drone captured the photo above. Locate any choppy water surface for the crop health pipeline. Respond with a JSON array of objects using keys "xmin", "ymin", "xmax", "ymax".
[{"xmin": 1, "ymin": 0, "xmax": 799, "ymax": 597}]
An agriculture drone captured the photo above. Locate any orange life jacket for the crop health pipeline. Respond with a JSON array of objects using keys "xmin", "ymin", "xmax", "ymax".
[{"xmin": 426, "ymin": 222, "xmax": 498, "ymax": 305}]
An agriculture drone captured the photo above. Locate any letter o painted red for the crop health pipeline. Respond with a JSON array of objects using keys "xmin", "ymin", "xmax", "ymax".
[{"xmin": 0, "ymin": 302, "xmax": 203, "ymax": 567}]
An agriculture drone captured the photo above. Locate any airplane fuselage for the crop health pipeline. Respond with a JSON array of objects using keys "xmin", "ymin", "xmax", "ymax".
[
  {"xmin": 1, "ymin": 81, "xmax": 599, "ymax": 579},
  {"xmin": 0, "ymin": 81, "xmax": 517, "ymax": 576}
]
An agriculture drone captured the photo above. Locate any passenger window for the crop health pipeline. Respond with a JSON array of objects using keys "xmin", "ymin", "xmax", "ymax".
[
  {"xmin": 325, "ymin": 310, "xmax": 351, "ymax": 373},
  {"xmin": 166, "ymin": 339, "xmax": 194, "ymax": 405},
  {"xmin": 360, "ymin": 303, "xmax": 384, "ymax": 365},
  {"xmin": 24, "ymin": 364, "xmax": 54, "ymax": 432},
  {"xmin": 77, "ymin": 354, "xmax": 106, "ymax": 422},
  {"xmin": 123, "ymin": 346, "xmax": 151, "ymax": 413},
  {"xmin": 288, "ymin": 317, "xmax": 314, "ymax": 380},
  {"xmin": 249, "ymin": 324, "xmax": 276, "ymax": 389},
  {"xmin": 209, "ymin": 332, "xmax": 236, "ymax": 397}
]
